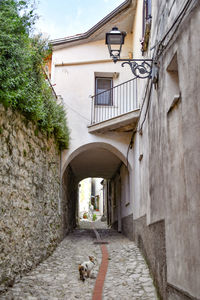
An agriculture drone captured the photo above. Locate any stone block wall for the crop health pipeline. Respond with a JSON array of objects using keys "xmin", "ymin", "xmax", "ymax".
[
  {"xmin": 62, "ymin": 165, "xmax": 77, "ymax": 237},
  {"xmin": 0, "ymin": 104, "xmax": 62, "ymax": 292}
]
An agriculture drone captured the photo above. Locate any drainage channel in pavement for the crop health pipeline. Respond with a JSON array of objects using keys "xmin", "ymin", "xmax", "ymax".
[
  {"xmin": 92, "ymin": 226, "xmax": 109, "ymax": 300},
  {"xmin": 1, "ymin": 221, "xmax": 158, "ymax": 299}
]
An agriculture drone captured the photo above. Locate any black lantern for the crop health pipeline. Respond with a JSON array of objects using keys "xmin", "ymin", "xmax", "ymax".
[
  {"xmin": 106, "ymin": 27, "xmax": 126, "ymax": 63},
  {"xmin": 106, "ymin": 27, "xmax": 153, "ymax": 79}
]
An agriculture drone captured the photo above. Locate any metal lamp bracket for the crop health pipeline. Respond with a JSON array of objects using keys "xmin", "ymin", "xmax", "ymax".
[{"xmin": 113, "ymin": 58, "xmax": 153, "ymax": 79}]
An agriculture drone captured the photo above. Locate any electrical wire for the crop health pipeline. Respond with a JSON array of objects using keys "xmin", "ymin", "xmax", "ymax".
[
  {"xmin": 139, "ymin": 81, "xmax": 153, "ymax": 132},
  {"xmin": 139, "ymin": 0, "xmax": 195, "ymax": 130},
  {"xmin": 155, "ymin": 0, "xmax": 194, "ymax": 60},
  {"xmin": 138, "ymin": 0, "xmax": 195, "ymax": 132},
  {"xmin": 126, "ymin": 0, "xmax": 195, "ymax": 166},
  {"xmin": 126, "ymin": 75, "xmax": 151, "ymax": 166},
  {"xmin": 65, "ymin": 103, "xmax": 90, "ymax": 122}
]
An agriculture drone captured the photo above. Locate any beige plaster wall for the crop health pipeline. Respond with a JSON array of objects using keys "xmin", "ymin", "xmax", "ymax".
[
  {"xmin": 52, "ymin": 36, "xmax": 134, "ymax": 165},
  {"xmin": 130, "ymin": 0, "xmax": 151, "ymax": 221},
  {"xmin": 163, "ymin": 6, "xmax": 200, "ymax": 297},
  {"xmin": 52, "ymin": 34, "xmax": 133, "ymax": 66},
  {"xmin": 133, "ymin": 0, "xmax": 200, "ymax": 298},
  {"xmin": 51, "ymin": 35, "xmax": 135, "ymax": 219}
]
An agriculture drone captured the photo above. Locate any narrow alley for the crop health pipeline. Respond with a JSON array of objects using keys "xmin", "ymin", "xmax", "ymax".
[
  {"xmin": 1, "ymin": 220, "xmax": 158, "ymax": 300},
  {"xmin": 1, "ymin": 1, "xmax": 200, "ymax": 299}
]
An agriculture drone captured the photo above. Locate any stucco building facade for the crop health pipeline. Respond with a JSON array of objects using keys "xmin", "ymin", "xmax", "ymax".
[{"xmin": 50, "ymin": 1, "xmax": 200, "ymax": 299}]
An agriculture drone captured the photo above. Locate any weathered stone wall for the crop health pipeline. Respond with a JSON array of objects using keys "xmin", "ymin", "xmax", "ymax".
[
  {"xmin": 0, "ymin": 104, "xmax": 62, "ymax": 292},
  {"xmin": 62, "ymin": 165, "xmax": 77, "ymax": 236}
]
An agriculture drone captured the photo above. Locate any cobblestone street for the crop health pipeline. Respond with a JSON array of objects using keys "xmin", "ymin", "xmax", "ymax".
[{"xmin": 1, "ymin": 221, "xmax": 158, "ymax": 300}]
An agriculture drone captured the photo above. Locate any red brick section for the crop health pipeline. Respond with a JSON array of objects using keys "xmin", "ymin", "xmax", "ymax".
[{"xmin": 92, "ymin": 244, "xmax": 109, "ymax": 300}]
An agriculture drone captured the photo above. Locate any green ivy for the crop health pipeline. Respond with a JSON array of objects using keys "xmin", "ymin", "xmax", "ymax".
[{"xmin": 0, "ymin": 0, "xmax": 69, "ymax": 150}]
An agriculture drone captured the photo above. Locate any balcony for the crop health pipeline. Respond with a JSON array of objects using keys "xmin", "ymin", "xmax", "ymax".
[{"xmin": 88, "ymin": 77, "xmax": 140, "ymax": 133}]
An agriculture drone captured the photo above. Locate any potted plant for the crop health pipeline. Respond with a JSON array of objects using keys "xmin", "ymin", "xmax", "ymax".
[{"xmin": 83, "ymin": 212, "xmax": 88, "ymax": 219}]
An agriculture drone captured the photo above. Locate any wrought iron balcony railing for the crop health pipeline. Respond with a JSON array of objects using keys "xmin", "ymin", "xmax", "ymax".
[{"xmin": 90, "ymin": 77, "xmax": 138, "ymax": 125}]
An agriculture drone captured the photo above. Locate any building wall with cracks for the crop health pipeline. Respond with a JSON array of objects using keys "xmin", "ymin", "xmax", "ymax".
[{"xmin": 131, "ymin": 1, "xmax": 200, "ymax": 299}]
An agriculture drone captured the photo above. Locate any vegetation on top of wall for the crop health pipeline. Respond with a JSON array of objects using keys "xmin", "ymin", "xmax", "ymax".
[{"xmin": 0, "ymin": 0, "xmax": 69, "ymax": 150}]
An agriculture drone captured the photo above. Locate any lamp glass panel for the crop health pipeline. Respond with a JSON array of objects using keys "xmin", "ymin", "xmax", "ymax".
[{"xmin": 107, "ymin": 34, "xmax": 123, "ymax": 45}]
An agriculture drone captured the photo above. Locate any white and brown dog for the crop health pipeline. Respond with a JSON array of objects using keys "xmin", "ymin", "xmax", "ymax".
[{"xmin": 78, "ymin": 256, "xmax": 97, "ymax": 281}]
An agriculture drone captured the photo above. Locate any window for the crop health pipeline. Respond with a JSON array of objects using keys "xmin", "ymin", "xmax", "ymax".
[
  {"xmin": 144, "ymin": 1, "xmax": 151, "ymax": 20},
  {"xmin": 95, "ymin": 77, "xmax": 113, "ymax": 105},
  {"xmin": 141, "ymin": 0, "xmax": 152, "ymax": 53},
  {"xmin": 166, "ymin": 53, "xmax": 181, "ymax": 114}
]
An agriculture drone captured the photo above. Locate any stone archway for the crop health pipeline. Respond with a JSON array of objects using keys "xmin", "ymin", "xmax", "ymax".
[
  {"xmin": 61, "ymin": 142, "xmax": 130, "ymax": 178},
  {"xmin": 61, "ymin": 142, "xmax": 131, "ymax": 236}
]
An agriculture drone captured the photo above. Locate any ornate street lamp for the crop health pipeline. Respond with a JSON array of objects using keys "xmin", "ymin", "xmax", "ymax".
[
  {"xmin": 105, "ymin": 27, "xmax": 126, "ymax": 63},
  {"xmin": 106, "ymin": 27, "xmax": 153, "ymax": 79}
]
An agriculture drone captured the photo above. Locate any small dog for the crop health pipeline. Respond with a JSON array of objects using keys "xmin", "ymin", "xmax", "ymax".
[{"xmin": 78, "ymin": 256, "xmax": 97, "ymax": 281}]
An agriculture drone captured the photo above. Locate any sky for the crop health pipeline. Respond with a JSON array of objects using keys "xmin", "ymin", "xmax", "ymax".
[{"xmin": 34, "ymin": 0, "xmax": 124, "ymax": 40}]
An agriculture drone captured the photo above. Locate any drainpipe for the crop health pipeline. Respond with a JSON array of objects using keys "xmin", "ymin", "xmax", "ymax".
[
  {"xmin": 111, "ymin": 163, "xmax": 123, "ymax": 232},
  {"xmin": 107, "ymin": 180, "xmax": 111, "ymax": 226},
  {"xmin": 77, "ymin": 184, "xmax": 81, "ymax": 227},
  {"xmin": 118, "ymin": 176, "xmax": 122, "ymax": 233}
]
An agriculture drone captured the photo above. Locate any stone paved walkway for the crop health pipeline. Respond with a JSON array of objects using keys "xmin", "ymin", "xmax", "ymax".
[
  {"xmin": 102, "ymin": 231, "xmax": 157, "ymax": 300},
  {"xmin": 1, "ymin": 220, "xmax": 158, "ymax": 300}
]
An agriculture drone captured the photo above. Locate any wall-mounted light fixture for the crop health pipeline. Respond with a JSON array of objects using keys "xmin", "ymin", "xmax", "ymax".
[{"xmin": 106, "ymin": 27, "xmax": 153, "ymax": 79}]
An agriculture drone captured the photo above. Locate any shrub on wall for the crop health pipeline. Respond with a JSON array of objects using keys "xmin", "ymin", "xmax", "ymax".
[{"xmin": 0, "ymin": 0, "xmax": 69, "ymax": 149}]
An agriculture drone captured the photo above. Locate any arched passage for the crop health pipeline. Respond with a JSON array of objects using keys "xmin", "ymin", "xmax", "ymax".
[
  {"xmin": 61, "ymin": 142, "xmax": 130, "ymax": 178},
  {"xmin": 61, "ymin": 143, "xmax": 133, "ymax": 238}
]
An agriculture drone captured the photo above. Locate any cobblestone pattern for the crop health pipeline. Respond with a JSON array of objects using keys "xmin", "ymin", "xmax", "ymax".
[
  {"xmin": 102, "ymin": 231, "xmax": 158, "ymax": 300},
  {"xmin": 0, "ymin": 104, "xmax": 61, "ymax": 292},
  {"xmin": 1, "ymin": 230, "xmax": 101, "ymax": 300},
  {"xmin": 1, "ymin": 221, "xmax": 158, "ymax": 300}
]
